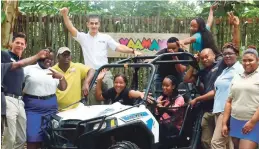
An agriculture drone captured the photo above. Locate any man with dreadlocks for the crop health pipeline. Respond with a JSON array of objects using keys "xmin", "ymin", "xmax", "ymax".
[{"xmin": 178, "ymin": 3, "xmax": 222, "ymax": 60}]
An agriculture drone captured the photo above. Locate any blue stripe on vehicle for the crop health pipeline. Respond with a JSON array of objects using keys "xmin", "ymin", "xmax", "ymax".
[
  {"xmin": 120, "ymin": 112, "xmax": 148, "ymax": 122},
  {"xmin": 146, "ymin": 118, "xmax": 153, "ymax": 130}
]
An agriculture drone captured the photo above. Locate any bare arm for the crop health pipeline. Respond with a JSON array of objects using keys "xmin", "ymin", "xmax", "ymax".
[
  {"xmin": 128, "ymin": 90, "xmax": 144, "ymax": 99},
  {"xmin": 194, "ymin": 90, "xmax": 215, "ymax": 102},
  {"xmin": 95, "ymin": 79, "xmax": 105, "ymax": 101},
  {"xmin": 232, "ymin": 25, "xmax": 240, "ymax": 49},
  {"xmin": 60, "ymin": 7, "xmax": 78, "ymax": 37},
  {"xmin": 172, "ymin": 56, "xmax": 187, "ymax": 73},
  {"xmin": 82, "ymin": 68, "xmax": 95, "ymax": 96},
  {"xmin": 115, "ymin": 45, "xmax": 142, "ymax": 56},
  {"xmin": 184, "ymin": 66, "xmax": 196, "ymax": 83},
  {"xmin": 84, "ymin": 68, "xmax": 95, "ymax": 87},
  {"xmin": 207, "ymin": 4, "xmax": 217, "ymax": 28},
  {"xmin": 95, "ymin": 69, "xmax": 106, "ymax": 101},
  {"xmin": 228, "ymin": 12, "xmax": 240, "ymax": 49},
  {"xmin": 221, "ymin": 98, "xmax": 232, "ymax": 137},
  {"xmin": 58, "ymin": 77, "xmax": 67, "ymax": 91},
  {"xmin": 48, "ymin": 68, "xmax": 67, "ymax": 91},
  {"xmin": 222, "ymin": 98, "xmax": 232, "ymax": 126},
  {"xmin": 250, "ymin": 107, "xmax": 259, "ymax": 124},
  {"xmin": 11, "ymin": 50, "xmax": 48, "ymax": 70},
  {"xmin": 179, "ymin": 37, "xmax": 196, "ymax": 46}
]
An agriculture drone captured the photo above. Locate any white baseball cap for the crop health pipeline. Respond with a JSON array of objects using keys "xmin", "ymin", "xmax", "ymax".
[{"xmin": 57, "ymin": 47, "xmax": 71, "ymax": 56}]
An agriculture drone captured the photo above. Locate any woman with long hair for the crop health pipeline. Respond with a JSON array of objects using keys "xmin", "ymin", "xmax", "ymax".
[
  {"xmin": 179, "ymin": 4, "xmax": 222, "ymax": 59},
  {"xmin": 148, "ymin": 75, "xmax": 185, "ymax": 136},
  {"xmin": 95, "ymin": 69, "xmax": 144, "ymax": 105}
]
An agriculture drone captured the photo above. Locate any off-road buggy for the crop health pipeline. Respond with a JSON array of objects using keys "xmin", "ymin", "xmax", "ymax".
[{"xmin": 42, "ymin": 52, "xmax": 204, "ymax": 149}]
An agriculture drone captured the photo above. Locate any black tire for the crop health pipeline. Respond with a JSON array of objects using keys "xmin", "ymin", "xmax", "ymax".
[{"xmin": 108, "ymin": 141, "xmax": 140, "ymax": 149}]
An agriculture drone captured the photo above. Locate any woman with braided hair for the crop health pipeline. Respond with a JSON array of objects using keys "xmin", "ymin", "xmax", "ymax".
[{"xmin": 178, "ymin": 4, "xmax": 222, "ymax": 59}]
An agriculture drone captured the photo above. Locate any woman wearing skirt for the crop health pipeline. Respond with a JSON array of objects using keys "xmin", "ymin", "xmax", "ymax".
[
  {"xmin": 23, "ymin": 49, "xmax": 67, "ymax": 149},
  {"xmin": 222, "ymin": 49, "xmax": 259, "ymax": 149}
]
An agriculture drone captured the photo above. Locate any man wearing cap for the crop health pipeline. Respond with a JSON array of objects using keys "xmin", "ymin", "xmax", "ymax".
[
  {"xmin": 60, "ymin": 7, "xmax": 142, "ymax": 105},
  {"xmin": 52, "ymin": 47, "xmax": 95, "ymax": 110}
]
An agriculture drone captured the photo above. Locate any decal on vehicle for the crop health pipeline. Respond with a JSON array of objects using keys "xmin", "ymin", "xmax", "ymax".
[
  {"xmin": 97, "ymin": 108, "xmax": 115, "ymax": 116},
  {"xmin": 146, "ymin": 118, "xmax": 154, "ymax": 130},
  {"xmin": 120, "ymin": 112, "xmax": 148, "ymax": 122}
]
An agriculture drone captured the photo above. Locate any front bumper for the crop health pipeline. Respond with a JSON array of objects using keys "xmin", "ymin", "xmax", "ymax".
[{"xmin": 42, "ymin": 114, "xmax": 115, "ymax": 149}]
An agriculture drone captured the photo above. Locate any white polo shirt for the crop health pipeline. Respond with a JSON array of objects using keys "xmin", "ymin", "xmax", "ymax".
[
  {"xmin": 23, "ymin": 64, "xmax": 59, "ymax": 96},
  {"xmin": 73, "ymin": 31, "xmax": 119, "ymax": 69}
]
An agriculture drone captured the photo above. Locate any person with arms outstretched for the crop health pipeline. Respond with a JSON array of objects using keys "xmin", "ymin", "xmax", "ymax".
[{"xmin": 60, "ymin": 7, "xmax": 142, "ymax": 105}]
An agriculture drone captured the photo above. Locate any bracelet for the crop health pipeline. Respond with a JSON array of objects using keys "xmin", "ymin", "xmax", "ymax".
[{"xmin": 59, "ymin": 76, "xmax": 64, "ymax": 81}]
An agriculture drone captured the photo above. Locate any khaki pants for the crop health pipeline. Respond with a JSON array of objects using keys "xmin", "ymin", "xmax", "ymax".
[
  {"xmin": 2, "ymin": 96, "xmax": 26, "ymax": 149},
  {"xmin": 201, "ymin": 112, "xmax": 215, "ymax": 149},
  {"xmin": 87, "ymin": 70, "xmax": 113, "ymax": 105},
  {"xmin": 211, "ymin": 113, "xmax": 233, "ymax": 149}
]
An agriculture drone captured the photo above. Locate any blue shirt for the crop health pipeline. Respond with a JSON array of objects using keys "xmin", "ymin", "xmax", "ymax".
[
  {"xmin": 213, "ymin": 61, "xmax": 244, "ymax": 113},
  {"xmin": 192, "ymin": 25, "xmax": 210, "ymax": 52},
  {"xmin": 197, "ymin": 59, "xmax": 227, "ymax": 111},
  {"xmin": 1, "ymin": 50, "xmax": 24, "ymax": 96}
]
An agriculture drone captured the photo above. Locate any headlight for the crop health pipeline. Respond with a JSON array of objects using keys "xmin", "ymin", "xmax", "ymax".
[
  {"xmin": 92, "ymin": 118, "xmax": 117, "ymax": 130},
  {"xmin": 93, "ymin": 122, "xmax": 107, "ymax": 130},
  {"xmin": 51, "ymin": 119, "xmax": 59, "ymax": 128}
]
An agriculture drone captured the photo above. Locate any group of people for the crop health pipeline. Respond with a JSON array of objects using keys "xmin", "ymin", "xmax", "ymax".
[{"xmin": 1, "ymin": 4, "xmax": 258, "ymax": 149}]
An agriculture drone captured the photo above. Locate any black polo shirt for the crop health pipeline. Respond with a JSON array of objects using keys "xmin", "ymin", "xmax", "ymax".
[
  {"xmin": 1, "ymin": 51, "xmax": 24, "ymax": 96},
  {"xmin": 1, "ymin": 63, "xmax": 12, "ymax": 115},
  {"xmin": 197, "ymin": 59, "xmax": 227, "ymax": 111},
  {"xmin": 156, "ymin": 48, "xmax": 188, "ymax": 81},
  {"xmin": 102, "ymin": 88, "xmax": 134, "ymax": 105}
]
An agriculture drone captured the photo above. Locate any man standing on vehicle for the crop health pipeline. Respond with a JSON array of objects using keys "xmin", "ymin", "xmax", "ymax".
[{"xmin": 60, "ymin": 7, "xmax": 142, "ymax": 105}]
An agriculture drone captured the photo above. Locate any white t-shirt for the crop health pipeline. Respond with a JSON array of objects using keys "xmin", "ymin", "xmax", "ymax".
[
  {"xmin": 23, "ymin": 64, "xmax": 59, "ymax": 96},
  {"xmin": 73, "ymin": 32, "xmax": 119, "ymax": 69}
]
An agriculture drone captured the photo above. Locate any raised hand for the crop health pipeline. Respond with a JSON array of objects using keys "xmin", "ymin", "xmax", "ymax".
[
  {"xmin": 97, "ymin": 68, "xmax": 107, "ymax": 80},
  {"xmin": 210, "ymin": 2, "xmax": 218, "ymax": 11},
  {"xmin": 228, "ymin": 12, "xmax": 239, "ymax": 27},
  {"xmin": 37, "ymin": 49, "xmax": 49, "ymax": 59},
  {"xmin": 60, "ymin": 7, "xmax": 69, "ymax": 16}
]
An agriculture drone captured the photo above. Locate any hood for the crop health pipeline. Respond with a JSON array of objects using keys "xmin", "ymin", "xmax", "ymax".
[{"xmin": 57, "ymin": 102, "xmax": 132, "ymax": 121}]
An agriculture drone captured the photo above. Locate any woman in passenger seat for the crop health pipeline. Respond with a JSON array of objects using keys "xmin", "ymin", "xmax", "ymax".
[
  {"xmin": 148, "ymin": 75, "xmax": 185, "ymax": 135},
  {"xmin": 95, "ymin": 69, "xmax": 144, "ymax": 105}
]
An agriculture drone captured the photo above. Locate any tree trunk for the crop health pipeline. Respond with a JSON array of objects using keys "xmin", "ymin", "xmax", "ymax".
[{"xmin": 1, "ymin": 0, "xmax": 19, "ymax": 49}]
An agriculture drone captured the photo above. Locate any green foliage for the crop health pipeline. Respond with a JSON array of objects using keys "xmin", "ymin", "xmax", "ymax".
[
  {"xmin": 18, "ymin": 0, "xmax": 201, "ymax": 17},
  {"xmin": 199, "ymin": 0, "xmax": 259, "ymax": 17},
  {"xmin": 18, "ymin": 0, "xmax": 91, "ymax": 15},
  {"xmin": 1, "ymin": 10, "xmax": 6, "ymax": 24}
]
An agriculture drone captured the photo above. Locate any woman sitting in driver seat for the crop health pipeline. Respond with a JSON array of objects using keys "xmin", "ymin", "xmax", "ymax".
[{"xmin": 95, "ymin": 69, "xmax": 144, "ymax": 105}]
